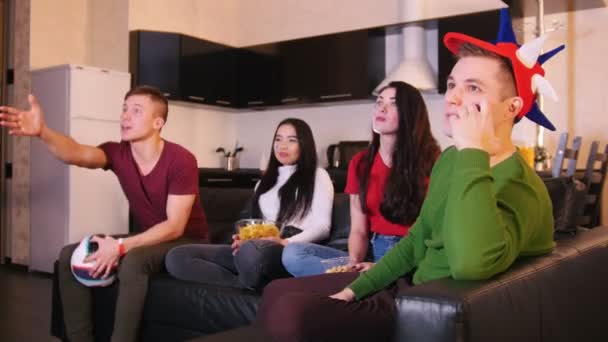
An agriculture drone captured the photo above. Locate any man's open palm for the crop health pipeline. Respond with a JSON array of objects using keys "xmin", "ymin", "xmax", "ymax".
[{"xmin": 0, "ymin": 94, "xmax": 45, "ymax": 136}]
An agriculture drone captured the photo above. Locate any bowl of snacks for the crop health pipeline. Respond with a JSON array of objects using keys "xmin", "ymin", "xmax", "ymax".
[
  {"xmin": 321, "ymin": 256, "xmax": 354, "ymax": 274},
  {"xmin": 234, "ymin": 219, "xmax": 280, "ymax": 241}
]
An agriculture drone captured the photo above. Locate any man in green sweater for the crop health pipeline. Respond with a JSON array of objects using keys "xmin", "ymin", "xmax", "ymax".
[{"xmin": 255, "ymin": 9, "xmax": 563, "ymax": 342}]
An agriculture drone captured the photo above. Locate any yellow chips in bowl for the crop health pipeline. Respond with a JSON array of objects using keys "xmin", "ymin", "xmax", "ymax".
[{"xmin": 236, "ymin": 220, "xmax": 280, "ymax": 241}]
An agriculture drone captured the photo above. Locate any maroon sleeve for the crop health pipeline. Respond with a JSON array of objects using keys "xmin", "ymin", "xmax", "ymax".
[
  {"xmin": 344, "ymin": 151, "xmax": 365, "ymax": 195},
  {"xmin": 98, "ymin": 141, "xmax": 120, "ymax": 171},
  {"xmin": 168, "ymin": 150, "xmax": 199, "ymax": 195}
]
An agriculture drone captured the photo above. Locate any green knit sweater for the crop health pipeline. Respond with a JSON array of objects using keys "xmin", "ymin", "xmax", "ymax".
[{"xmin": 349, "ymin": 147, "xmax": 555, "ymax": 299}]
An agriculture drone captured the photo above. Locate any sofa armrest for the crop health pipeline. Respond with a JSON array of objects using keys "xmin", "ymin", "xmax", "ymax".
[{"xmin": 392, "ymin": 226, "xmax": 608, "ymax": 342}]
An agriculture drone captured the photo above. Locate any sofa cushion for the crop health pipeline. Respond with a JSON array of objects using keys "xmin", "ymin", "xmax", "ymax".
[
  {"xmin": 324, "ymin": 192, "xmax": 350, "ymax": 251},
  {"xmin": 392, "ymin": 226, "xmax": 608, "ymax": 342},
  {"xmin": 143, "ymin": 274, "xmax": 261, "ymax": 336},
  {"xmin": 200, "ymin": 187, "xmax": 254, "ymax": 244}
]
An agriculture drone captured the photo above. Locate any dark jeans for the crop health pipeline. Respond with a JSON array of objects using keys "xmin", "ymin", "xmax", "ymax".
[
  {"xmin": 58, "ymin": 237, "xmax": 194, "ymax": 342},
  {"xmin": 255, "ymin": 272, "xmax": 402, "ymax": 342},
  {"xmin": 165, "ymin": 239, "xmax": 289, "ymax": 290}
]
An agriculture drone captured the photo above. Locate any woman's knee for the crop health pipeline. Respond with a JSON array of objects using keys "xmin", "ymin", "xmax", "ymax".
[
  {"xmin": 164, "ymin": 245, "xmax": 191, "ymax": 277},
  {"xmin": 235, "ymin": 240, "xmax": 287, "ymax": 289},
  {"xmin": 281, "ymin": 243, "xmax": 306, "ymax": 269}
]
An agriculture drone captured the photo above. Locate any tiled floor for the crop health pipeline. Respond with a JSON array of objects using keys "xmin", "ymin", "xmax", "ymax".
[{"xmin": 0, "ymin": 265, "xmax": 59, "ymax": 342}]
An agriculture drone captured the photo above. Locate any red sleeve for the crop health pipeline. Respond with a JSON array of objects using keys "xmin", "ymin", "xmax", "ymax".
[
  {"xmin": 98, "ymin": 141, "xmax": 120, "ymax": 171},
  {"xmin": 344, "ymin": 151, "xmax": 366, "ymax": 195},
  {"xmin": 168, "ymin": 150, "xmax": 199, "ymax": 195}
]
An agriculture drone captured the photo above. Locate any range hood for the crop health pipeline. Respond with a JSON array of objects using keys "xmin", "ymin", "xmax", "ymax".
[{"xmin": 375, "ymin": 0, "xmax": 437, "ymax": 93}]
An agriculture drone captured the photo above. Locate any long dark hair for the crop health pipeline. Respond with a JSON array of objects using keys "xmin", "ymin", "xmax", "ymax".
[
  {"xmin": 358, "ymin": 81, "xmax": 440, "ymax": 225},
  {"xmin": 252, "ymin": 118, "xmax": 318, "ymax": 226}
]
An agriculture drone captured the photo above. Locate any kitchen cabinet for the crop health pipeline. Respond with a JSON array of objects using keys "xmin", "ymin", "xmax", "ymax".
[
  {"xmin": 237, "ymin": 44, "xmax": 281, "ymax": 108},
  {"xmin": 129, "ymin": 31, "xmax": 181, "ymax": 100},
  {"xmin": 130, "ymin": 28, "xmax": 386, "ymax": 109},
  {"xmin": 181, "ymin": 35, "xmax": 237, "ymax": 106},
  {"xmin": 315, "ymin": 29, "xmax": 385, "ymax": 102}
]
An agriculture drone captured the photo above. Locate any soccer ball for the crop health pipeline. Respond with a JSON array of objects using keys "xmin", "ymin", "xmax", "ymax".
[{"xmin": 70, "ymin": 235, "xmax": 117, "ymax": 287}]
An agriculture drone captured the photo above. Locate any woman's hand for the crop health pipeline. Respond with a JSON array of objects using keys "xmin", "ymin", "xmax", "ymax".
[
  {"xmin": 353, "ymin": 262, "xmax": 375, "ymax": 272},
  {"xmin": 329, "ymin": 288, "xmax": 356, "ymax": 302},
  {"xmin": 231, "ymin": 234, "xmax": 242, "ymax": 255},
  {"xmin": 260, "ymin": 236, "xmax": 288, "ymax": 246}
]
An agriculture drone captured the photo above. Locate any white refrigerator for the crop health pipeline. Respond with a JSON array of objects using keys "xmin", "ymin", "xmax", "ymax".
[{"xmin": 30, "ymin": 64, "xmax": 130, "ymax": 273}]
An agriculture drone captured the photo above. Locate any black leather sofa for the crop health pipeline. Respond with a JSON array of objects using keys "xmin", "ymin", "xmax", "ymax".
[
  {"xmin": 51, "ymin": 187, "xmax": 351, "ymax": 342},
  {"xmin": 51, "ymin": 176, "xmax": 608, "ymax": 342}
]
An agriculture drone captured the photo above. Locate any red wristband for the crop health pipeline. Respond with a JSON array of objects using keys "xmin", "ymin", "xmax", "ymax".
[{"xmin": 118, "ymin": 238, "xmax": 126, "ymax": 257}]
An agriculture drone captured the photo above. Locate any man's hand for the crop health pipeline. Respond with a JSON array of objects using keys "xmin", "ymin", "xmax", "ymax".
[
  {"xmin": 329, "ymin": 288, "xmax": 356, "ymax": 302},
  {"xmin": 231, "ymin": 234, "xmax": 242, "ymax": 255},
  {"xmin": 0, "ymin": 94, "xmax": 45, "ymax": 137},
  {"xmin": 84, "ymin": 235, "xmax": 120, "ymax": 279},
  {"xmin": 449, "ymin": 101, "xmax": 500, "ymax": 155}
]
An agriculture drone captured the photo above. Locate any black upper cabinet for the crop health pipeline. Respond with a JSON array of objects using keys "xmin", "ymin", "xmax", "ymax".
[
  {"xmin": 130, "ymin": 29, "xmax": 386, "ymax": 108},
  {"xmin": 316, "ymin": 29, "xmax": 385, "ymax": 102},
  {"xmin": 180, "ymin": 34, "xmax": 214, "ymax": 104},
  {"xmin": 273, "ymin": 29, "xmax": 385, "ymax": 105},
  {"xmin": 129, "ymin": 31, "xmax": 181, "ymax": 100},
  {"xmin": 210, "ymin": 46, "xmax": 238, "ymax": 107},
  {"xmin": 180, "ymin": 35, "xmax": 237, "ymax": 106},
  {"xmin": 237, "ymin": 45, "xmax": 281, "ymax": 107},
  {"xmin": 277, "ymin": 38, "xmax": 323, "ymax": 104}
]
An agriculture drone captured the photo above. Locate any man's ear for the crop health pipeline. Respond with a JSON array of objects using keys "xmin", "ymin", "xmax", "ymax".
[
  {"xmin": 507, "ymin": 97, "xmax": 524, "ymax": 119},
  {"xmin": 153, "ymin": 116, "xmax": 165, "ymax": 130}
]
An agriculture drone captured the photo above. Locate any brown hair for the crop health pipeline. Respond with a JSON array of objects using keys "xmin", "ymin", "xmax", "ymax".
[
  {"xmin": 457, "ymin": 42, "xmax": 517, "ymax": 98},
  {"xmin": 124, "ymin": 86, "xmax": 169, "ymax": 123},
  {"xmin": 357, "ymin": 81, "xmax": 441, "ymax": 225}
]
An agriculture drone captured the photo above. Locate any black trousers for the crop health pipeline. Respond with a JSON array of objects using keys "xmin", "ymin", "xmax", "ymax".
[
  {"xmin": 165, "ymin": 239, "xmax": 289, "ymax": 290},
  {"xmin": 255, "ymin": 272, "xmax": 403, "ymax": 342},
  {"xmin": 58, "ymin": 237, "xmax": 194, "ymax": 342}
]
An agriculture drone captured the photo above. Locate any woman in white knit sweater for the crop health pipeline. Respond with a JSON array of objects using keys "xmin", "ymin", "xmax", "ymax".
[{"xmin": 165, "ymin": 118, "xmax": 334, "ymax": 289}]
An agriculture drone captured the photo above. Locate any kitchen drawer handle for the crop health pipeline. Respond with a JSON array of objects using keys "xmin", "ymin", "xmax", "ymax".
[
  {"xmin": 216, "ymin": 100, "xmax": 231, "ymax": 105},
  {"xmin": 281, "ymin": 97, "xmax": 299, "ymax": 103},
  {"xmin": 188, "ymin": 95, "xmax": 205, "ymax": 101},
  {"xmin": 320, "ymin": 93, "xmax": 352, "ymax": 100},
  {"xmin": 206, "ymin": 178, "xmax": 232, "ymax": 182},
  {"xmin": 247, "ymin": 100, "xmax": 265, "ymax": 105}
]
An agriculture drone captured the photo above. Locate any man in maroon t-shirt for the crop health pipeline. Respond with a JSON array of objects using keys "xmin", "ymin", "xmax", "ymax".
[{"xmin": 0, "ymin": 86, "xmax": 208, "ymax": 341}]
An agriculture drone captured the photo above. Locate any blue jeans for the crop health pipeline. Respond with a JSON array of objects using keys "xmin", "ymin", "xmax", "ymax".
[
  {"xmin": 282, "ymin": 243, "xmax": 348, "ymax": 277},
  {"xmin": 283, "ymin": 234, "xmax": 403, "ymax": 277},
  {"xmin": 370, "ymin": 233, "xmax": 402, "ymax": 261}
]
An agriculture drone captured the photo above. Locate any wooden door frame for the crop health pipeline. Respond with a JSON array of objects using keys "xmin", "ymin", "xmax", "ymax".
[{"xmin": 0, "ymin": 0, "xmax": 10, "ymax": 264}]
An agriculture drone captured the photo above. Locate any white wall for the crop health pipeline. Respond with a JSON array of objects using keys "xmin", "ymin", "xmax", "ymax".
[
  {"xmin": 30, "ymin": 0, "xmax": 88, "ymax": 69},
  {"xmin": 127, "ymin": 0, "xmax": 505, "ymax": 47},
  {"xmin": 161, "ymin": 103, "xmax": 237, "ymax": 168},
  {"xmin": 233, "ymin": 93, "xmax": 450, "ymax": 169},
  {"xmin": 234, "ymin": 0, "xmax": 506, "ymax": 46},
  {"xmin": 30, "ymin": 0, "xmax": 129, "ymax": 71},
  {"xmin": 128, "ymin": 0, "xmax": 239, "ymax": 45}
]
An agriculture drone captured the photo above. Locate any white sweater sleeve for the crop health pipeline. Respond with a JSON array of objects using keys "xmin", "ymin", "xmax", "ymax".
[{"xmin": 286, "ymin": 168, "xmax": 334, "ymax": 243}]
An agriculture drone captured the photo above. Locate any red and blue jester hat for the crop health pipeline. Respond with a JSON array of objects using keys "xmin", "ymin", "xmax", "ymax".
[{"xmin": 443, "ymin": 8, "xmax": 565, "ymax": 131}]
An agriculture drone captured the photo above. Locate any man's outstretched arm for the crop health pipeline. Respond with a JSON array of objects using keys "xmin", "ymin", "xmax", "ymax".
[{"xmin": 0, "ymin": 94, "xmax": 107, "ymax": 169}]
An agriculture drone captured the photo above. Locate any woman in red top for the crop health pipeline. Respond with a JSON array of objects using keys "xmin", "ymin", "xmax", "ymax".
[{"xmin": 282, "ymin": 81, "xmax": 440, "ymax": 276}]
